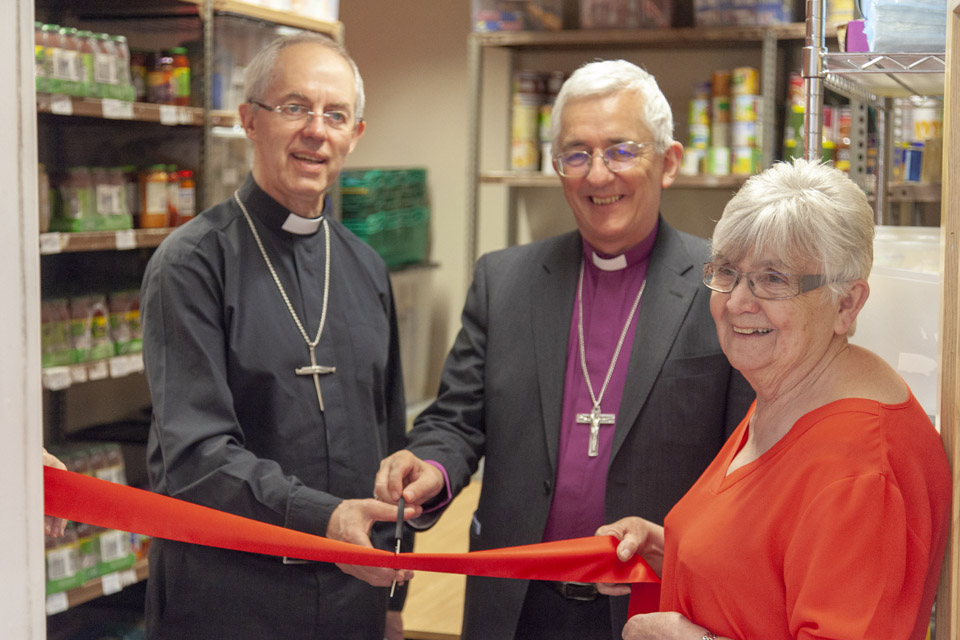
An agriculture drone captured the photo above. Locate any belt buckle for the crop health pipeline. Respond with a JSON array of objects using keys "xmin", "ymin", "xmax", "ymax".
[{"xmin": 558, "ymin": 581, "xmax": 598, "ymax": 601}]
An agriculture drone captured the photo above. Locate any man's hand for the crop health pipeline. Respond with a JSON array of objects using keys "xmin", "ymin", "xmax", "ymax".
[
  {"xmin": 326, "ymin": 498, "xmax": 419, "ymax": 587},
  {"xmin": 375, "ymin": 450, "xmax": 444, "ymax": 506}
]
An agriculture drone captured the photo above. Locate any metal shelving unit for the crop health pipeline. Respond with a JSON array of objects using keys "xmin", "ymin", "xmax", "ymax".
[{"xmin": 801, "ymin": 0, "xmax": 945, "ymax": 222}]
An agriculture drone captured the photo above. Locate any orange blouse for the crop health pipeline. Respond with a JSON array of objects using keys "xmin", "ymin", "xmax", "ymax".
[{"xmin": 660, "ymin": 393, "xmax": 951, "ymax": 640}]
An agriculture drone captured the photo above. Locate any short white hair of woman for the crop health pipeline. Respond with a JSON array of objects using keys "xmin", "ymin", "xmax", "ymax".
[{"xmin": 711, "ymin": 158, "xmax": 875, "ymax": 302}]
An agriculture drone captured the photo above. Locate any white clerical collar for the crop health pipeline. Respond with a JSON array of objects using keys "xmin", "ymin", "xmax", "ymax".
[
  {"xmin": 591, "ymin": 251, "xmax": 628, "ymax": 272},
  {"xmin": 281, "ymin": 212, "xmax": 324, "ymax": 235}
]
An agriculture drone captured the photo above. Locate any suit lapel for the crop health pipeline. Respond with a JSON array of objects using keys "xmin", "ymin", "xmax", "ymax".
[
  {"xmin": 531, "ymin": 232, "xmax": 581, "ymax": 471},
  {"xmin": 611, "ymin": 223, "xmax": 700, "ymax": 460}
]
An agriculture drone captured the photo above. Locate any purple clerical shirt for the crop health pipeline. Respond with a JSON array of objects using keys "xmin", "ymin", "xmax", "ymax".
[{"xmin": 541, "ymin": 226, "xmax": 657, "ymax": 542}]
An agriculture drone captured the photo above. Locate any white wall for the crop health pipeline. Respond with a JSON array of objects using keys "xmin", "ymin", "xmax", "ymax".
[
  {"xmin": 339, "ymin": 1, "xmax": 473, "ymax": 386},
  {"xmin": 2, "ymin": 0, "xmax": 46, "ymax": 636}
]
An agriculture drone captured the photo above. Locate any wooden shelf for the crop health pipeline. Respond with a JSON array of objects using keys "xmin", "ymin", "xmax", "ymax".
[
  {"xmin": 887, "ymin": 181, "xmax": 942, "ymax": 203},
  {"xmin": 37, "ymin": 94, "xmax": 205, "ymax": 125},
  {"xmin": 480, "ymin": 170, "xmax": 748, "ymax": 190},
  {"xmin": 473, "ymin": 22, "xmax": 829, "ymax": 49},
  {"xmin": 42, "ymin": 354, "xmax": 145, "ymax": 391},
  {"xmin": 46, "ymin": 557, "xmax": 149, "ymax": 616},
  {"xmin": 181, "ymin": 0, "xmax": 343, "ymax": 40},
  {"xmin": 40, "ymin": 229, "xmax": 174, "ymax": 255}
]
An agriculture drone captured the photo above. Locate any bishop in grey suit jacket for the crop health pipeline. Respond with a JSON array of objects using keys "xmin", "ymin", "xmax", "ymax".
[{"xmin": 376, "ymin": 60, "xmax": 753, "ymax": 639}]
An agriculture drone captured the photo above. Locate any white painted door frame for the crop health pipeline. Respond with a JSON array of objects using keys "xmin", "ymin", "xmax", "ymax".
[{"xmin": 1, "ymin": 0, "xmax": 47, "ymax": 636}]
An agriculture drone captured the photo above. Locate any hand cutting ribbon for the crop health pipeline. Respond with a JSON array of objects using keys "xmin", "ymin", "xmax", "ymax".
[{"xmin": 43, "ymin": 466, "xmax": 660, "ymax": 614}]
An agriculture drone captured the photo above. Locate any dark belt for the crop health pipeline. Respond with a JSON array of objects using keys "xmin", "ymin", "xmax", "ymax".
[{"xmin": 542, "ymin": 580, "xmax": 600, "ymax": 601}]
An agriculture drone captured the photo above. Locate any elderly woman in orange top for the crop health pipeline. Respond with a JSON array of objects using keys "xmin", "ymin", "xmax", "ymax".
[{"xmin": 597, "ymin": 159, "xmax": 951, "ymax": 640}]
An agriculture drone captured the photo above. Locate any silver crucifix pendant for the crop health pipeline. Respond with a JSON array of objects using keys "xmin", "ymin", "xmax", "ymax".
[
  {"xmin": 295, "ymin": 349, "xmax": 335, "ymax": 412},
  {"xmin": 575, "ymin": 405, "xmax": 616, "ymax": 457}
]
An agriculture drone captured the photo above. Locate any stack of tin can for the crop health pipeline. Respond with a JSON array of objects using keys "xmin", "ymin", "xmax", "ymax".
[
  {"xmin": 730, "ymin": 66, "xmax": 762, "ymax": 176},
  {"xmin": 706, "ymin": 69, "xmax": 732, "ymax": 175}
]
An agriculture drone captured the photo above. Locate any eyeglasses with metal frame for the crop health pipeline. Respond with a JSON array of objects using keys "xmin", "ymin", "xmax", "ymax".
[
  {"xmin": 703, "ymin": 262, "xmax": 827, "ymax": 300},
  {"xmin": 553, "ymin": 141, "xmax": 650, "ymax": 178},
  {"xmin": 248, "ymin": 100, "xmax": 357, "ymax": 130}
]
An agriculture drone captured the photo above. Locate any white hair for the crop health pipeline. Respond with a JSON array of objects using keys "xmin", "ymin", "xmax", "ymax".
[
  {"xmin": 245, "ymin": 32, "xmax": 365, "ymax": 120},
  {"xmin": 550, "ymin": 59, "xmax": 674, "ymax": 153},
  {"xmin": 711, "ymin": 158, "xmax": 874, "ymax": 304}
]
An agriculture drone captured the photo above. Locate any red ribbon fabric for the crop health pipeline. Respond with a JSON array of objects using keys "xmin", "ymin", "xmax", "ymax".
[{"xmin": 44, "ymin": 466, "xmax": 660, "ymax": 612}]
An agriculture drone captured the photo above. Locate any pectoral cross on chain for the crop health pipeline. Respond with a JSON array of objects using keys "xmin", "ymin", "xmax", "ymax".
[
  {"xmin": 295, "ymin": 348, "xmax": 336, "ymax": 412},
  {"xmin": 575, "ymin": 405, "xmax": 616, "ymax": 457}
]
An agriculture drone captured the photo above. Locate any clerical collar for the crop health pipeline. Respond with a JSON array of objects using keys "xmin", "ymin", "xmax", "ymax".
[
  {"xmin": 236, "ymin": 173, "xmax": 330, "ymax": 236},
  {"xmin": 583, "ymin": 222, "xmax": 659, "ymax": 272},
  {"xmin": 282, "ymin": 213, "xmax": 324, "ymax": 235}
]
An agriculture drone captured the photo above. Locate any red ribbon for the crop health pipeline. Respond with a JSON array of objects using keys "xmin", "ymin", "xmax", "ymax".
[{"xmin": 44, "ymin": 466, "xmax": 659, "ymax": 612}]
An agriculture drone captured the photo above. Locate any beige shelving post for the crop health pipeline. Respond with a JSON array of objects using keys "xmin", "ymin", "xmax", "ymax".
[{"xmin": 936, "ymin": 2, "xmax": 959, "ymax": 638}]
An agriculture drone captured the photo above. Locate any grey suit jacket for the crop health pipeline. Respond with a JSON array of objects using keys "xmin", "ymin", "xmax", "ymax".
[{"xmin": 407, "ymin": 218, "xmax": 754, "ymax": 638}]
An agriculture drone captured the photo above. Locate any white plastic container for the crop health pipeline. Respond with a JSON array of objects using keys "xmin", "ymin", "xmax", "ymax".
[{"xmin": 850, "ymin": 226, "xmax": 941, "ymax": 419}]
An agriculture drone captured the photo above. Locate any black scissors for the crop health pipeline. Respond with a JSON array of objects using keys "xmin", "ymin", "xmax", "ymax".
[{"xmin": 389, "ymin": 496, "xmax": 404, "ymax": 597}]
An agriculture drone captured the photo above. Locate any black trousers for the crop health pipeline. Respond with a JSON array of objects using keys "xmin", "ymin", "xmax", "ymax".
[{"xmin": 513, "ymin": 580, "xmax": 614, "ymax": 640}]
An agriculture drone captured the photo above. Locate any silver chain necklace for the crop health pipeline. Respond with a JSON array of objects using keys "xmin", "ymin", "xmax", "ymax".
[
  {"xmin": 234, "ymin": 191, "xmax": 335, "ymax": 411},
  {"xmin": 575, "ymin": 257, "xmax": 646, "ymax": 457}
]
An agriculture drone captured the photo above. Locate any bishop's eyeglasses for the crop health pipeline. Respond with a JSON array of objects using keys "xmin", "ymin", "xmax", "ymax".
[
  {"xmin": 703, "ymin": 263, "xmax": 827, "ymax": 300},
  {"xmin": 248, "ymin": 100, "xmax": 356, "ymax": 130},
  {"xmin": 553, "ymin": 141, "xmax": 649, "ymax": 178}
]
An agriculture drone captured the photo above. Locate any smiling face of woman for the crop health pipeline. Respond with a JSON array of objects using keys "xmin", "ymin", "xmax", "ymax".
[{"xmin": 709, "ymin": 253, "xmax": 846, "ymax": 396}]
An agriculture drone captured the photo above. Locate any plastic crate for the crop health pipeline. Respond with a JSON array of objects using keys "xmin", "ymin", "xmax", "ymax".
[
  {"xmin": 340, "ymin": 168, "xmax": 428, "ymax": 218},
  {"xmin": 343, "ymin": 207, "xmax": 429, "ymax": 269}
]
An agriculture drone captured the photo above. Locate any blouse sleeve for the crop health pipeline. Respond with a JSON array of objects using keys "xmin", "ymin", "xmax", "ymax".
[{"xmin": 783, "ymin": 473, "xmax": 931, "ymax": 640}]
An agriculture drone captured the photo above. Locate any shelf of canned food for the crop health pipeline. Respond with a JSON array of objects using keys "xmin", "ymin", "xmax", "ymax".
[
  {"xmin": 42, "ymin": 354, "xmax": 145, "ymax": 392},
  {"xmin": 46, "ymin": 556, "xmax": 149, "ymax": 616},
  {"xmin": 37, "ymin": 94, "xmax": 205, "ymax": 125},
  {"xmin": 39, "ymin": 229, "xmax": 173, "ymax": 254},
  {"xmin": 471, "ymin": 22, "xmax": 823, "ymax": 49},
  {"xmin": 478, "ymin": 170, "xmax": 749, "ymax": 190}
]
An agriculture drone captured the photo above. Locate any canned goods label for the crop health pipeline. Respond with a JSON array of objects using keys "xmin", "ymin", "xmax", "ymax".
[
  {"xmin": 689, "ymin": 123, "xmax": 710, "ymax": 149},
  {"xmin": 731, "ymin": 146, "xmax": 761, "ymax": 175},
  {"xmin": 680, "ymin": 149, "xmax": 703, "ymax": 176},
  {"xmin": 731, "ymin": 67, "xmax": 759, "ymax": 95},
  {"xmin": 706, "ymin": 146, "xmax": 730, "ymax": 176},
  {"xmin": 711, "ymin": 122, "xmax": 730, "ymax": 148},
  {"xmin": 541, "ymin": 142, "xmax": 556, "ymax": 175},
  {"xmin": 511, "ymin": 140, "xmax": 540, "ymax": 171},
  {"xmin": 732, "ymin": 120, "xmax": 757, "ymax": 147},
  {"xmin": 512, "ymin": 101, "xmax": 541, "ymax": 171},
  {"xmin": 512, "ymin": 102, "xmax": 539, "ymax": 140},
  {"xmin": 732, "ymin": 94, "xmax": 759, "ymax": 122},
  {"xmin": 689, "ymin": 98, "xmax": 710, "ymax": 126},
  {"xmin": 711, "ymin": 70, "xmax": 731, "ymax": 97},
  {"xmin": 538, "ymin": 103, "xmax": 553, "ymax": 142},
  {"xmin": 711, "ymin": 96, "xmax": 730, "ymax": 123}
]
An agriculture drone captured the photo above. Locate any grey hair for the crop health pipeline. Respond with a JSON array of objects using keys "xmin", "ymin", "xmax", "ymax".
[
  {"xmin": 711, "ymin": 158, "xmax": 874, "ymax": 304},
  {"xmin": 550, "ymin": 59, "xmax": 674, "ymax": 153},
  {"xmin": 244, "ymin": 32, "xmax": 366, "ymax": 121}
]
